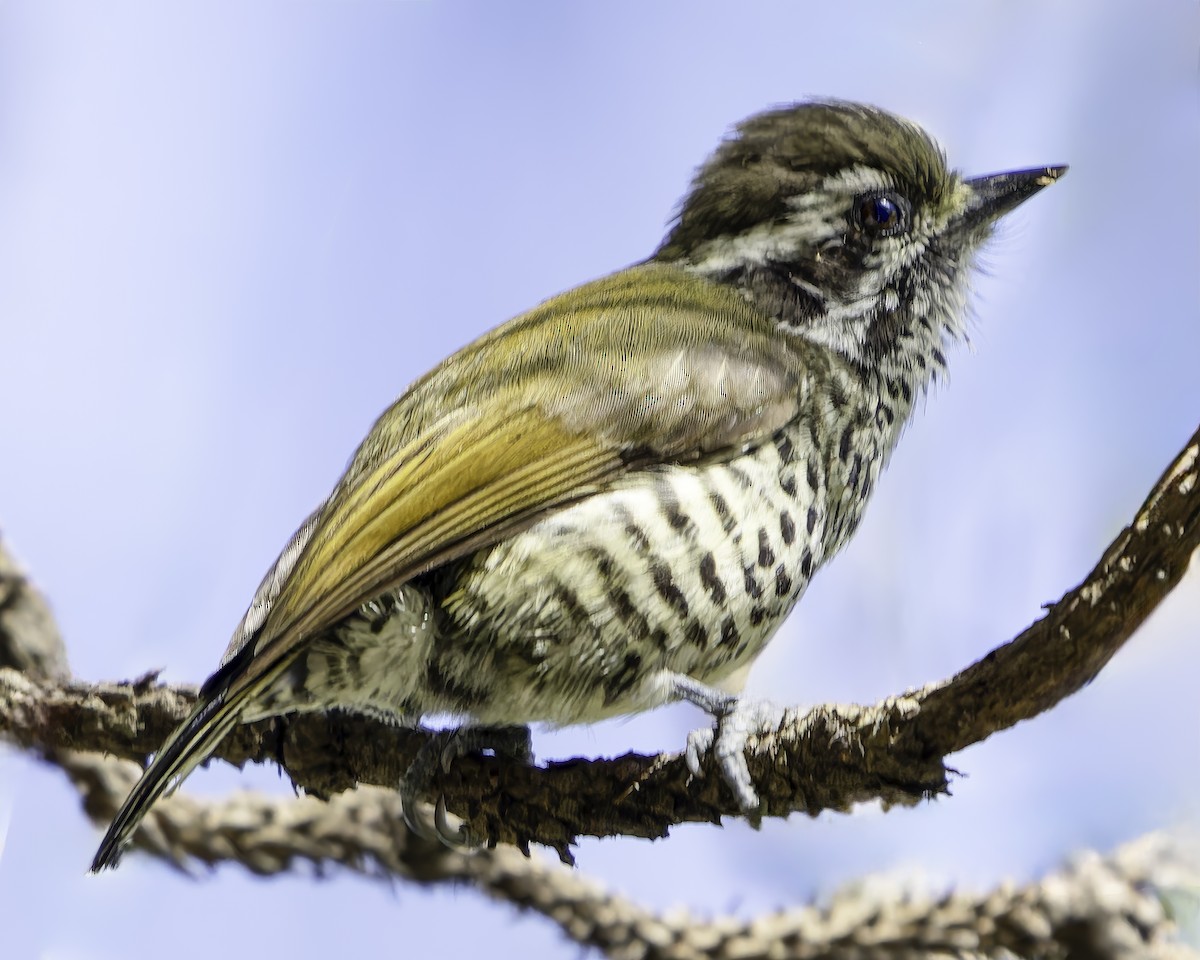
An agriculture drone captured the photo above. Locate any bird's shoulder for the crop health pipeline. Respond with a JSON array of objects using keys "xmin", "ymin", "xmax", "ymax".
[
  {"xmin": 222, "ymin": 262, "xmax": 830, "ymax": 671},
  {"xmin": 351, "ymin": 261, "xmax": 826, "ymax": 473}
]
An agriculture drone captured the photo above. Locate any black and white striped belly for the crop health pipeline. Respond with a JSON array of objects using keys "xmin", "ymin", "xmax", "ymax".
[{"xmin": 423, "ymin": 425, "xmax": 831, "ymax": 725}]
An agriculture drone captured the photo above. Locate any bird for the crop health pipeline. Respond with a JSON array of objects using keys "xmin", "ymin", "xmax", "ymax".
[{"xmin": 90, "ymin": 99, "xmax": 1065, "ymax": 871}]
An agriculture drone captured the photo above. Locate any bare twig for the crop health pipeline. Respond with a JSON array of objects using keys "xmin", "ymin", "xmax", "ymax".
[
  {"xmin": 3, "ymin": 426, "xmax": 1196, "ymax": 854},
  {"xmin": 63, "ymin": 753, "xmax": 1199, "ymax": 959}
]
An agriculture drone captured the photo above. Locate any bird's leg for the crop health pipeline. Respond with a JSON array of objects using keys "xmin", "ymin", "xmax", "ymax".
[
  {"xmin": 400, "ymin": 724, "xmax": 533, "ymax": 847},
  {"xmin": 673, "ymin": 674, "xmax": 776, "ymax": 822}
]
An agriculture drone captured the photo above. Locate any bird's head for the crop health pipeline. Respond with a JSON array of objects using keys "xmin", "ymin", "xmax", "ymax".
[{"xmin": 655, "ymin": 100, "xmax": 1065, "ymax": 389}]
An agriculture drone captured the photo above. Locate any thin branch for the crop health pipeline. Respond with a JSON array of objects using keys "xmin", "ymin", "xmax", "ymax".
[
  {"xmin": 63, "ymin": 753, "xmax": 1199, "ymax": 959},
  {"xmin": 906, "ymin": 425, "xmax": 1199, "ymax": 755},
  {"xmin": 2, "ymin": 429, "xmax": 1197, "ymax": 957},
  {"xmin": 3, "ymin": 425, "xmax": 1196, "ymax": 854}
]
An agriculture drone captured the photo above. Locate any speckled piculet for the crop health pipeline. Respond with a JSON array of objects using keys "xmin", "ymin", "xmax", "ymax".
[{"xmin": 92, "ymin": 100, "xmax": 1065, "ymax": 869}]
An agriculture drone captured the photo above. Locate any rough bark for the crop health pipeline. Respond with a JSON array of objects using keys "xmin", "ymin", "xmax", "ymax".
[{"xmin": 1, "ymin": 425, "xmax": 1197, "ymax": 958}]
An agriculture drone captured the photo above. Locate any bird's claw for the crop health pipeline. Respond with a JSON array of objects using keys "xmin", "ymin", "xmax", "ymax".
[
  {"xmin": 401, "ymin": 790, "xmax": 471, "ymax": 849},
  {"xmin": 400, "ymin": 725, "xmax": 532, "ymax": 849},
  {"xmin": 685, "ymin": 703, "xmax": 765, "ymax": 816},
  {"xmin": 674, "ymin": 675, "xmax": 776, "ymax": 822},
  {"xmin": 432, "ymin": 795, "xmax": 470, "ymax": 847}
]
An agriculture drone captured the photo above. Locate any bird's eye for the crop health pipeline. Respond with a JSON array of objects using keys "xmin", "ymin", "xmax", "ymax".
[{"xmin": 853, "ymin": 192, "xmax": 910, "ymax": 238}]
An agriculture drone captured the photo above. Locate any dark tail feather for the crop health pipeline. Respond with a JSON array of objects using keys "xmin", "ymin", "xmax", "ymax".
[
  {"xmin": 91, "ymin": 636, "xmax": 304, "ymax": 872},
  {"xmin": 89, "ymin": 690, "xmax": 243, "ymax": 872}
]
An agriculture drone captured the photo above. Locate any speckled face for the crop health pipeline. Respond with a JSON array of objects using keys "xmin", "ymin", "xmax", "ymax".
[{"xmin": 656, "ymin": 101, "xmax": 1040, "ymax": 393}]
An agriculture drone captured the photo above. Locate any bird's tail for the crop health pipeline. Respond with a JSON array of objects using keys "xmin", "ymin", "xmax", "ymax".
[{"xmin": 89, "ymin": 649, "xmax": 293, "ymax": 872}]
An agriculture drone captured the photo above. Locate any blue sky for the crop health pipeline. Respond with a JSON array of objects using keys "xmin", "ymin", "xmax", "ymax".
[{"xmin": 1, "ymin": 3, "xmax": 1197, "ymax": 957}]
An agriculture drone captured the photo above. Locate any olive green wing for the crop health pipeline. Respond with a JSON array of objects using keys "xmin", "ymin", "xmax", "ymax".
[
  {"xmin": 231, "ymin": 262, "xmax": 816, "ymax": 689},
  {"xmin": 256, "ymin": 407, "xmax": 625, "ymax": 657}
]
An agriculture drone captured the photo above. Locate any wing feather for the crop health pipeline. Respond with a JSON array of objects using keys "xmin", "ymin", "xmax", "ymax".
[
  {"xmin": 222, "ymin": 262, "xmax": 818, "ymax": 696},
  {"xmin": 252, "ymin": 413, "xmax": 620, "ymax": 671}
]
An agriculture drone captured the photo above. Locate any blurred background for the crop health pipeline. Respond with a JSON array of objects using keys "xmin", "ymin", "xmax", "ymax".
[{"xmin": 1, "ymin": 2, "xmax": 1197, "ymax": 957}]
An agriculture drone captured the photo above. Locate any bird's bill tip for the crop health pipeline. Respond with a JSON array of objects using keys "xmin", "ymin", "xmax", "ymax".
[{"xmin": 962, "ymin": 164, "xmax": 1067, "ymax": 225}]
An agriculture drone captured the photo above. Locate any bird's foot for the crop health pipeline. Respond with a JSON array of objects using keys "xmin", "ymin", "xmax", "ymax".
[
  {"xmin": 674, "ymin": 675, "xmax": 779, "ymax": 824},
  {"xmin": 400, "ymin": 724, "xmax": 532, "ymax": 848}
]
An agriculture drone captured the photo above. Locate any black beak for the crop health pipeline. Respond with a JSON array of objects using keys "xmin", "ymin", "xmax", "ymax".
[{"xmin": 962, "ymin": 165, "xmax": 1068, "ymax": 226}]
